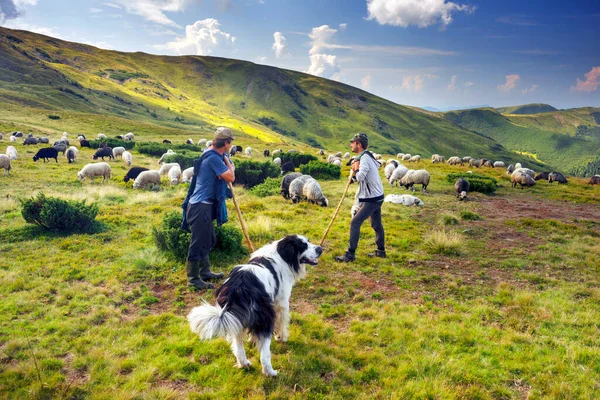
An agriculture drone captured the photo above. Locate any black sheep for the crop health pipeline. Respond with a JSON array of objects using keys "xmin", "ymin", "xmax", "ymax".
[
  {"xmin": 53, "ymin": 142, "xmax": 67, "ymax": 154},
  {"xmin": 116, "ymin": 135, "xmax": 123, "ymax": 139},
  {"xmin": 12, "ymin": 131, "xmax": 23, "ymax": 137},
  {"xmin": 280, "ymin": 161, "xmax": 295, "ymax": 175},
  {"xmin": 93, "ymin": 147, "xmax": 114, "ymax": 161},
  {"xmin": 23, "ymin": 137, "xmax": 38, "ymax": 145},
  {"xmin": 548, "ymin": 172, "xmax": 568, "ymax": 184},
  {"xmin": 230, "ymin": 147, "xmax": 237, "ymax": 156},
  {"xmin": 66, "ymin": 148, "xmax": 77, "ymax": 163},
  {"xmin": 588, "ymin": 175, "xmax": 600, "ymax": 185},
  {"xmin": 124, "ymin": 166, "xmax": 149, "ymax": 182},
  {"xmin": 33, "ymin": 147, "xmax": 59, "ymax": 163},
  {"xmin": 79, "ymin": 139, "xmax": 90, "ymax": 148},
  {"xmin": 263, "ymin": 149, "xmax": 270, "ymax": 157},
  {"xmin": 281, "ymin": 172, "xmax": 302, "ymax": 199},
  {"xmin": 534, "ymin": 172, "xmax": 550, "ymax": 181},
  {"xmin": 163, "ymin": 139, "xmax": 172, "ymax": 144},
  {"xmin": 454, "ymin": 178, "xmax": 470, "ymax": 200}
]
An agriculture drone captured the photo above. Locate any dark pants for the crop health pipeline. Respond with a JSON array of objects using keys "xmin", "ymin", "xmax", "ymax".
[
  {"xmin": 348, "ymin": 201, "xmax": 385, "ymax": 255},
  {"xmin": 186, "ymin": 202, "xmax": 216, "ymax": 262}
]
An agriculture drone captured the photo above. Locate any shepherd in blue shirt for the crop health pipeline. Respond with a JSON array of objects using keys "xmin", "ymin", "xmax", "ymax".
[{"xmin": 182, "ymin": 127, "xmax": 236, "ymax": 290}]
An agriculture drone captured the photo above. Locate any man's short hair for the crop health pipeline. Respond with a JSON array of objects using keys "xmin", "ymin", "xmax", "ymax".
[
  {"xmin": 213, "ymin": 137, "xmax": 232, "ymax": 149},
  {"xmin": 349, "ymin": 132, "xmax": 369, "ymax": 149}
]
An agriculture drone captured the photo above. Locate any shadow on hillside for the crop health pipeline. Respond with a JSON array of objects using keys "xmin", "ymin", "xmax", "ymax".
[{"xmin": 0, "ymin": 222, "xmax": 109, "ymax": 244}]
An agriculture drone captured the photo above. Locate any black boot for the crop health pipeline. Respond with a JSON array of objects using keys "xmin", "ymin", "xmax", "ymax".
[
  {"xmin": 199, "ymin": 257, "xmax": 224, "ymax": 281},
  {"xmin": 367, "ymin": 249, "xmax": 387, "ymax": 258},
  {"xmin": 334, "ymin": 252, "xmax": 356, "ymax": 263},
  {"xmin": 186, "ymin": 260, "xmax": 213, "ymax": 290}
]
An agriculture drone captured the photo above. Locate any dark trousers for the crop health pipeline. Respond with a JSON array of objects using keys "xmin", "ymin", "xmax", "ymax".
[
  {"xmin": 186, "ymin": 202, "xmax": 216, "ymax": 262},
  {"xmin": 348, "ymin": 201, "xmax": 385, "ymax": 254}
]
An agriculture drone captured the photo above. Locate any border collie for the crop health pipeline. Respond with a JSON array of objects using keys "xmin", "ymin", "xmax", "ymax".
[{"xmin": 187, "ymin": 235, "xmax": 323, "ymax": 376}]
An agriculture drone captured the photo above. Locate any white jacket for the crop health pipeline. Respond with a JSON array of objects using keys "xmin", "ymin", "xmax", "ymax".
[{"xmin": 355, "ymin": 151, "xmax": 384, "ymax": 202}]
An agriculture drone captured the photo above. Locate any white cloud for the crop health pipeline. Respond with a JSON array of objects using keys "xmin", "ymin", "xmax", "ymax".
[
  {"xmin": 361, "ymin": 75, "xmax": 372, "ymax": 89},
  {"xmin": 464, "ymin": 81, "xmax": 474, "ymax": 87},
  {"xmin": 113, "ymin": 0, "xmax": 198, "ymax": 28},
  {"xmin": 339, "ymin": 23, "xmax": 347, "ymax": 30},
  {"xmin": 448, "ymin": 75, "xmax": 457, "ymax": 91},
  {"xmin": 306, "ymin": 54, "xmax": 340, "ymax": 78},
  {"xmin": 90, "ymin": 7, "xmax": 103, "ymax": 13},
  {"xmin": 521, "ymin": 84, "xmax": 538, "ymax": 95},
  {"xmin": 349, "ymin": 44, "xmax": 456, "ymax": 56},
  {"xmin": 366, "ymin": 0, "xmax": 475, "ymax": 28},
  {"xmin": 272, "ymin": 31, "xmax": 288, "ymax": 58},
  {"xmin": 154, "ymin": 18, "xmax": 235, "ymax": 55},
  {"xmin": 103, "ymin": 2, "xmax": 122, "ymax": 8},
  {"xmin": 14, "ymin": 0, "xmax": 37, "ymax": 6},
  {"xmin": 570, "ymin": 66, "xmax": 600, "ymax": 93},
  {"xmin": 1, "ymin": 0, "xmax": 37, "ymax": 22},
  {"xmin": 308, "ymin": 24, "xmax": 339, "ymax": 55},
  {"xmin": 496, "ymin": 74, "xmax": 520, "ymax": 93},
  {"xmin": 392, "ymin": 74, "xmax": 438, "ymax": 92}
]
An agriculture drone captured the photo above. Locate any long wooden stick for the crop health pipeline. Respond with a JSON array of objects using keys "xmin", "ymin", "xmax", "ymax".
[
  {"xmin": 320, "ymin": 172, "xmax": 355, "ymax": 247},
  {"xmin": 228, "ymin": 182, "xmax": 255, "ymax": 253}
]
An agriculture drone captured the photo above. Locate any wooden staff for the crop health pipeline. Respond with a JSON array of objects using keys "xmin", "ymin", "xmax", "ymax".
[
  {"xmin": 228, "ymin": 182, "xmax": 254, "ymax": 253},
  {"xmin": 320, "ymin": 171, "xmax": 355, "ymax": 247}
]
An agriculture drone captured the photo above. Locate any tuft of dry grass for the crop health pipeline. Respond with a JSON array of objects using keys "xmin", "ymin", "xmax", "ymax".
[{"xmin": 422, "ymin": 229, "xmax": 464, "ymax": 256}]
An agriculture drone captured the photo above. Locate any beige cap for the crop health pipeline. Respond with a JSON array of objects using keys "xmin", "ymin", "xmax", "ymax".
[{"xmin": 214, "ymin": 127, "xmax": 235, "ymax": 140}]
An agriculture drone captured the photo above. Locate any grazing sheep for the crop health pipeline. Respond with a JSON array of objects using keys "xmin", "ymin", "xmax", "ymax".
[
  {"xmin": 374, "ymin": 153, "xmax": 383, "ymax": 161},
  {"xmin": 133, "ymin": 170, "xmax": 161, "ymax": 190},
  {"xmin": 462, "ymin": 156, "xmax": 473, "ymax": 163},
  {"xmin": 389, "ymin": 164, "xmax": 409, "ymax": 187},
  {"xmin": 332, "ymin": 159, "xmax": 342, "ymax": 167},
  {"xmin": 319, "ymin": 149, "xmax": 325, "ymax": 155},
  {"xmin": 0, "ymin": 154, "xmax": 11, "ymax": 176},
  {"xmin": 9, "ymin": 136, "xmax": 16, "ymax": 142},
  {"xmin": 38, "ymin": 137, "xmax": 49, "ymax": 144},
  {"xmin": 181, "ymin": 167, "xmax": 194, "ymax": 183},
  {"xmin": 122, "ymin": 151, "xmax": 132, "ymax": 166},
  {"xmin": 386, "ymin": 159, "xmax": 399, "ymax": 169},
  {"xmin": 79, "ymin": 139, "xmax": 91, "ymax": 148},
  {"xmin": 454, "ymin": 178, "xmax": 470, "ymax": 200},
  {"xmin": 515, "ymin": 162, "xmax": 522, "ymax": 169},
  {"xmin": 97, "ymin": 133, "xmax": 107, "ymax": 140},
  {"xmin": 273, "ymin": 157, "xmax": 281, "ymax": 167},
  {"xmin": 93, "ymin": 147, "xmax": 114, "ymax": 161},
  {"xmin": 384, "ymin": 194, "xmax": 424, "ymax": 206},
  {"xmin": 343, "ymin": 152, "xmax": 351, "ymax": 159},
  {"xmin": 197, "ymin": 138, "xmax": 206, "ymax": 146},
  {"xmin": 263, "ymin": 149, "xmax": 270, "ymax": 157},
  {"xmin": 281, "ymin": 172, "xmax": 302, "ymax": 199},
  {"xmin": 245, "ymin": 147, "xmax": 252, "ymax": 156},
  {"xmin": 123, "ymin": 166, "xmax": 149, "ymax": 182},
  {"xmin": 408, "ymin": 155, "xmax": 421, "ymax": 163},
  {"xmin": 163, "ymin": 139, "xmax": 172, "ymax": 144},
  {"xmin": 431, "ymin": 154, "xmax": 445, "ymax": 164},
  {"xmin": 288, "ymin": 175, "xmax": 311, "ymax": 203},
  {"xmin": 53, "ymin": 141, "xmax": 68, "ymax": 154},
  {"xmin": 483, "ymin": 160, "xmax": 494, "ymax": 168},
  {"xmin": 287, "ymin": 149, "xmax": 298, "ymax": 153},
  {"xmin": 12, "ymin": 131, "xmax": 23, "ymax": 137},
  {"xmin": 124, "ymin": 132, "xmax": 134, "ymax": 141},
  {"xmin": 168, "ymin": 165, "xmax": 182, "ymax": 185},
  {"xmin": 399, "ymin": 169, "xmax": 431, "ymax": 192},
  {"xmin": 513, "ymin": 168, "xmax": 535, "ymax": 178},
  {"xmin": 402, "ymin": 154, "xmax": 412, "ymax": 161},
  {"xmin": 116, "ymin": 135, "xmax": 123, "ymax": 140},
  {"xmin": 6, "ymin": 146, "xmax": 18, "ymax": 160},
  {"xmin": 159, "ymin": 162, "xmax": 180, "ymax": 176},
  {"xmin": 494, "ymin": 161, "xmax": 505, "ymax": 168},
  {"xmin": 588, "ymin": 175, "xmax": 600, "ymax": 185},
  {"xmin": 77, "ymin": 135, "xmax": 86, "ymax": 140},
  {"xmin": 33, "ymin": 147, "xmax": 58, "ymax": 163},
  {"xmin": 534, "ymin": 172, "xmax": 550, "ymax": 181},
  {"xmin": 335, "ymin": 151, "xmax": 342, "ymax": 158},
  {"xmin": 272, "ymin": 149, "xmax": 282, "ymax": 156},
  {"xmin": 158, "ymin": 149, "xmax": 175, "ymax": 164},
  {"xmin": 205, "ymin": 140, "xmax": 212, "ymax": 148},
  {"xmin": 470, "ymin": 158, "xmax": 484, "ymax": 168},
  {"xmin": 506, "ymin": 164, "xmax": 515, "ymax": 174},
  {"xmin": 448, "ymin": 156, "xmax": 463, "ymax": 165},
  {"xmin": 112, "ymin": 146, "xmax": 126, "ymax": 159},
  {"xmin": 23, "ymin": 137, "xmax": 38, "ymax": 145},
  {"xmin": 384, "ymin": 163, "xmax": 397, "ymax": 180},
  {"xmin": 66, "ymin": 146, "xmax": 79, "ymax": 163},
  {"xmin": 281, "ymin": 161, "xmax": 295, "ymax": 175},
  {"xmin": 78, "ymin": 162, "xmax": 111, "ymax": 183},
  {"xmin": 186, "ymin": 138, "xmax": 194, "ymax": 145},
  {"xmin": 511, "ymin": 171, "xmax": 535, "ymax": 189},
  {"xmin": 548, "ymin": 172, "xmax": 567, "ymax": 184},
  {"xmin": 302, "ymin": 178, "xmax": 328, "ymax": 206},
  {"xmin": 397, "ymin": 153, "xmax": 405, "ymax": 159}
]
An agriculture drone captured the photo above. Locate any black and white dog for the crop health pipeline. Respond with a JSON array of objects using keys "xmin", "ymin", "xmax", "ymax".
[{"xmin": 187, "ymin": 235, "xmax": 322, "ymax": 376}]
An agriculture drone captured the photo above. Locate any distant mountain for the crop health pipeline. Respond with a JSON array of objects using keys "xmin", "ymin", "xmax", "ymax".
[
  {"xmin": 422, "ymin": 105, "xmax": 492, "ymax": 112},
  {"xmin": 496, "ymin": 103, "xmax": 557, "ymax": 115}
]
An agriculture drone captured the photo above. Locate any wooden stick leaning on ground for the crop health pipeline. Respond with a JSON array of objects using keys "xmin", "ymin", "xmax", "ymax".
[
  {"xmin": 320, "ymin": 171, "xmax": 355, "ymax": 247},
  {"xmin": 228, "ymin": 182, "xmax": 255, "ymax": 253}
]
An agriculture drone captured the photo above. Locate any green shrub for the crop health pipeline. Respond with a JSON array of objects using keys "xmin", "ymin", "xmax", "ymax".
[
  {"xmin": 300, "ymin": 160, "xmax": 341, "ymax": 180},
  {"xmin": 460, "ymin": 210, "xmax": 482, "ymax": 221},
  {"xmin": 137, "ymin": 142, "xmax": 169, "ymax": 157},
  {"xmin": 249, "ymin": 177, "xmax": 281, "ymax": 197},
  {"xmin": 88, "ymin": 138, "xmax": 134, "ymax": 150},
  {"xmin": 164, "ymin": 152, "xmax": 203, "ymax": 170},
  {"xmin": 234, "ymin": 160, "xmax": 280, "ymax": 188},
  {"xmin": 446, "ymin": 173, "xmax": 497, "ymax": 194},
  {"xmin": 275, "ymin": 152, "xmax": 318, "ymax": 167},
  {"xmin": 20, "ymin": 193, "xmax": 99, "ymax": 233}
]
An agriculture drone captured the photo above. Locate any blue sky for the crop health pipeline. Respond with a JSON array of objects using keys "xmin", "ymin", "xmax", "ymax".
[{"xmin": 1, "ymin": 0, "xmax": 599, "ymax": 109}]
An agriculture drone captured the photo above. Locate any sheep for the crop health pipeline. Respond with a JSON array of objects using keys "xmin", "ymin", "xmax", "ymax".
[
  {"xmin": 302, "ymin": 178, "xmax": 328, "ymax": 206},
  {"xmin": 77, "ymin": 135, "xmax": 86, "ymax": 140},
  {"xmin": 431, "ymin": 154, "xmax": 445, "ymax": 164},
  {"xmin": 384, "ymin": 194, "xmax": 424, "ymax": 206},
  {"xmin": 62, "ymin": 132, "xmax": 68, "ymax": 138},
  {"xmin": 408, "ymin": 155, "xmax": 421, "ymax": 163},
  {"xmin": 588, "ymin": 175, "xmax": 600, "ymax": 185},
  {"xmin": 511, "ymin": 171, "xmax": 535, "ymax": 189},
  {"xmin": 319, "ymin": 149, "xmax": 325, "ymax": 155},
  {"xmin": 384, "ymin": 163, "xmax": 397, "ymax": 180},
  {"xmin": 197, "ymin": 138, "xmax": 207, "ymax": 146},
  {"xmin": 281, "ymin": 172, "xmax": 302, "ymax": 199},
  {"xmin": 288, "ymin": 175, "xmax": 311, "ymax": 203},
  {"xmin": 23, "ymin": 137, "xmax": 38, "ymax": 145},
  {"xmin": 9, "ymin": 136, "xmax": 16, "ymax": 142},
  {"xmin": 454, "ymin": 178, "xmax": 469, "ymax": 200},
  {"xmin": 38, "ymin": 137, "xmax": 49, "ymax": 144},
  {"xmin": 206, "ymin": 140, "xmax": 212, "ymax": 148},
  {"xmin": 515, "ymin": 162, "xmax": 522, "ymax": 169},
  {"xmin": 263, "ymin": 149, "xmax": 271, "ymax": 157},
  {"xmin": 80, "ymin": 139, "xmax": 91, "ymax": 148},
  {"xmin": 332, "ymin": 159, "xmax": 342, "ymax": 167},
  {"xmin": 53, "ymin": 142, "xmax": 68, "ymax": 154},
  {"xmin": 534, "ymin": 172, "xmax": 550, "ymax": 181},
  {"xmin": 273, "ymin": 157, "xmax": 281, "ymax": 167},
  {"xmin": 374, "ymin": 153, "xmax": 382, "ymax": 160},
  {"xmin": 548, "ymin": 172, "xmax": 567, "ymax": 184},
  {"xmin": 0, "ymin": 154, "xmax": 11, "ymax": 176},
  {"xmin": 122, "ymin": 151, "xmax": 132, "ymax": 166},
  {"xmin": 93, "ymin": 147, "xmax": 114, "ymax": 161},
  {"xmin": 124, "ymin": 132, "xmax": 134, "ymax": 141},
  {"xmin": 402, "ymin": 154, "xmax": 412, "ymax": 161},
  {"xmin": 281, "ymin": 161, "xmax": 295, "ymax": 175},
  {"xmin": 163, "ymin": 139, "xmax": 172, "ymax": 144},
  {"xmin": 133, "ymin": 170, "xmax": 161, "ymax": 190},
  {"xmin": 399, "ymin": 169, "xmax": 431, "ymax": 192},
  {"xmin": 506, "ymin": 164, "xmax": 515, "ymax": 174},
  {"xmin": 245, "ymin": 147, "xmax": 252, "ymax": 156},
  {"xmin": 470, "ymin": 158, "xmax": 484, "ymax": 168},
  {"xmin": 186, "ymin": 138, "xmax": 194, "ymax": 145},
  {"xmin": 6, "ymin": 146, "xmax": 18, "ymax": 160},
  {"xmin": 448, "ymin": 156, "xmax": 463, "ymax": 165},
  {"xmin": 12, "ymin": 131, "xmax": 23, "ymax": 137},
  {"xmin": 483, "ymin": 160, "xmax": 494, "ymax": 168},
  {"xmin": 168, "ymin": 165, "xmax": 182, "ymax": 185},
  {"xmin": 181, "ymin": 167, "xmax": 194, "ymax": 183},
  {"xmin": 513, "ymin": 168, "xmax": 535, "ymax": 178},
  {"xmin": 343, "ymin": 152, "xmax": 351, "ymax": 159},
  {"xmin": 397, "ymin": 153, "xmax": 405, "ymax": 159},
  {"xmin": 159, "ymin": 162, "xmax": 180, "ymax": 176},
  {"xmin": 272, "ymin": 149, "xmax": 282, "ymax": 156},
  {"xmin": 116, "ymin": 135, "xmax": 123, "ymax": 140},
  {"xmin": 123, "ymin": 167, "xmax": 149, "ymax": 182},
  {"xmin": 335, "ymin": 151, "xmax": 342, "ymax": 158},
  {"xmin": 493, "ymin": 161, "xmax": 505, "ymax": 168},
  {"xmin": 33, "ymin": 147, "xmax": 58, "ymax": 163},
  {"xmin": 158, "ymin": 149, "xmax": 175, "ymax": 164},
  {"xmin": 287, "ymin": 149, "xmax": 297, "ymax": 153},
  {"xmin": 97, "ymin": 133, "xmax": 107, "ymax": 140},
  {"xmin": 66, "ymin": 146, "xmax": 78, "ymax": 163},
  {"xmin": 389, "ymin": 164, "xmax": 409, "ymax": 187},
  {"xmin": 78, "ymin": 162, "xmax": 111, "ymax": 183},
  {"xmin": 386, "ymin": 159, "xmax": 399, "ymax": 169},
  {"xmin": 112, "ymin": 146, "xmax": 126, "ymax": 159}
]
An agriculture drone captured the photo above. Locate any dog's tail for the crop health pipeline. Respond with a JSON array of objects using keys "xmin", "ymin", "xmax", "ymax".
[{"xmin": 187, "ymin": 301, "xmax": 243, "ymax": 340}]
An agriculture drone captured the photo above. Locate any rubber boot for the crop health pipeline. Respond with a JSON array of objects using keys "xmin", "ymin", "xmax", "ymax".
[
  {"xmin": 199, "ymin": 257, "xmax": 224, "ymax": 281},
  {"xmin": 334, "ymin": 252, "xmax": 356, "ymax": 263},
  {"xmin": 186, "ymin": 260, "xmax": 213, "ymax": 290},
  {"xmin": 367, "ymin": 249, "xmax": 387, "ymax": 258}
]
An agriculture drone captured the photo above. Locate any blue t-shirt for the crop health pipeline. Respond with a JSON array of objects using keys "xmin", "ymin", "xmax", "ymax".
[{"xmin": 189, "ymin": 150, "xmax": 229, "ymax": 205}]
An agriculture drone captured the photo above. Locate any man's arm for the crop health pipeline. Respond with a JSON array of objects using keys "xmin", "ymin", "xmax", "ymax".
[
  {"xmin": 353, "ymin": 157, "xmax": 370, "ymax": 182},
  {"xmin": 219, "ymin": 155, "xmax": 235, "ymax": 183}
]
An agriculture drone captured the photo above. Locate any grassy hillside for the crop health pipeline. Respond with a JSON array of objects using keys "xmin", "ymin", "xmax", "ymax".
[{"xmin": 496, "ymin": 103, "xmax": 557, "ymax": 115}]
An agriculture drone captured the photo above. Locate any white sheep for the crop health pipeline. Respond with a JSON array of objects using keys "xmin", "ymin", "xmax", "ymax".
[
  {"xmin": 335, "ymin": 151, "xmax": 342, "ymax": 158},
  {"xmin": 384, "ymin": 194, "xmax": 424, "ymax": 206},
  {"xmin": 402, "ymin": 154, "xmax": 412, "ymax": 161},
  {"xmin": 493, "ymin": 161, "xmax": 505, "ymax": 168},
  {"xmin": 515, "ymin": 162, "xmax": 522, "ymax": 169},
  {"xmin": 272, "ymin": 149, "xmax": 282, "ymax": 156},
  {"xmin": 462, "ymin": 156, "xmax": 473, "ymax": 163},
  {"xmin": 186, "ymin": 138, "xmax": 194, "ymax": 145},
  {"xmin": 133, "ymin": 170, "xmax": 161, "ymax": 190},
  {"xmin": 181, "ymin": 167, "xmax": 194, "ymax": 183},
  {"xmin": 303, "ymin": 178, "xmax": 328, "ymax": 206},
  {"xmin": 198, "ymin": 138, "xmax": 207, "ymax": 147},
  {"xmin": 122, "ymin": 151, "xmax": 132, "ymax": 166},
  {"xmin": 343, "ymin": 152, "xmax": 351, "ymax": 159},
  {"xmin": 65, "ymin": 146, "xmax": 79, "ymax": 163},
  {"xmin": 0, "ymin": 154, "xmax": 11, "ymax": 176},
  {"xmin": 6, "ymin": 146, "xmax": 18, "ymax": 160},
  {"xmin": 288, "ymin": 175, "xmax": 311, "ymax": 203},
  {"xmin": 397, "ymin": 153, "xmax": 405, "ymax": 159},
  {"xmin": 384, "ymin": 163, "xmax": 396, "ymax": 180},
  {"xmin": 389, "ymin": 164, "xmax": 409, "ymax": 186},
  {"xmin": 10, "ymin": 136, "xmax": 16, "ymax": 142},
  {"xmin": 158, "ymin": 149, "xmax": 175, "ymax": 164},
  {"xmin": 77, "ymin": 162, "xmax": 111, "ymax": 183},
  {"xmin": 400, "ymin": 169, "xmax": 430, "ymax": 192},
  {"xmin": 374, "ymin": 153, "xmax": 382, "ymax": 160},
  {"xmin": 332, "ymin": 159, "xmax": 342, "ymax": 167},
  {"xmin": 245, "ymin": 147, "xmax": 253, "ymax": 156},
  {"xmin": 77, "ymin": 135, "xmax": 85, "ymax": 140},
  {"xmin": 124, "ymin": 132, "xmax": 134, "ymax": 141},
  {"xmin": 159, "ymin": 162, "xmax": 180, "ymax": 176},
  {"xmin": 431, "ymin": 154, "xmax": 445, "ymax": 164},
  {"xmin": 112, "ymin": 146, "xmax": 126, "ymax": 159},
  {"xmin": 512, "ymin": 168, "xmax": 535, "ymax": 179},
  {"xmin": 273, "ymin": 157, "xmax": 282, "ymax": 167},
  {"xmin": 205, "ymin": 140, "xmax": 212, "ymax": 148},
  {"xmin": 408, "ymin": 155, "xmax": 421, "ymax": 163},
  {"xmin": 319, "ymin": 149, "xmax": 325, "ymax": 155},
  {"xmin": 448, "ymin": 156, "xmax": 463, "ymax": 165},
  {"xmin": 168, "ymin": 165, "xmax": 182, "ymax": 185},
  {"xmin": 97, "ymin": 133, "xmax": 107, "ymax": 139}
]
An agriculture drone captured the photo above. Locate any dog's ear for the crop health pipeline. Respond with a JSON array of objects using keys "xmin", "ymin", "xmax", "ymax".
[{"xmin": 277, "ymin": 235, "xmax": 308, "ymax": 273}]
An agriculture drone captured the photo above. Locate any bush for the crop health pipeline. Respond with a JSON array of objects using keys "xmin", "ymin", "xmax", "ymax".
[
  {"xmin": 422, "ymin": 230, "xmax": 464, "ymax": 256},
  {"xmin": 249, "ymin": 177, "xmax": 281, "ymax": 197},
  {"xmin": 275, "ymin": 152, "xmax": 318, "ymax": 167},
  {"xmin": 460, "ymin": 210, "xmax": 481, "ymax": 221},
  {"xmin": 88, "ymin": 138, "xmax": 134, "ymax": 150},
  {"xmin": 446, "ymin": 173, "xmax": 497, "ymax": 194},
  {"xmin": 234, "ymin": 160, "xmax": 280, "ymax": 188},
  {"xmin": 300, "ymin": 160, "xmax": 341, "ymax": 180},
  {"xmin": 137, "ymin": 142, "xmax": 170, "ymax": 157},
  {"xmin": 164, "ymin": 152, "xmax": 203, "ymax": 170},
  {"xmin": 20, "ymin": 193, "xmax": 99, "ymax": 233}
]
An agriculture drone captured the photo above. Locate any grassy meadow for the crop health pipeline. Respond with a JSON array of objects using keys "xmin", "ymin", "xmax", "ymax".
[{"xmin": 1, "ymin": 130, "xmax": 600, "ymax": 399}]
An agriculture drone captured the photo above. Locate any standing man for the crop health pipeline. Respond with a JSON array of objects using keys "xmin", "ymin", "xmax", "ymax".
[
  {"xmin": 182, "ymin": 127, "xmax": 236, "ymax": 290},
  {"xmin": 335, "ymin": 133, "xmax": 386, "ymax": 262}
]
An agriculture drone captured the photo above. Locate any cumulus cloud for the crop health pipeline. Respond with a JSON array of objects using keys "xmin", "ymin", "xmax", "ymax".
[
  {"xmin": 339, "ymin": 23, "xmax": 347, "ymax": 30},
  {"xmin": 272, "ymin": 31, "xmax": 288, "ymax": 58},
  {"xmin": 570, "ymin": 66, "xmax": 600, "ymax": 93},
  {"xmin": 361, "ymin": 75, "xmax": 372, "ymax": 90},
  {"xmin": 521, "ymin": 84, "xmax": 538, "ymax": 95},
  {"xmin": 113, "ymin": 0, "xmax": 198, "ymax": 28},
  {"xmin": 448, "ymin": 75, "xmax": 457, "ymax": 91},
  {"xmin": 1, "ymin": 0, "xmax": 37, "ymax": 22},
  {"xmin": 392, "ymin": 74, "xmax": 438, "ymax": 92},
  {"xmin": 308, "ymin": 24, "xmax": 340, "ymax": 55},
  {"xmin": 496, "ymin": 74, "xmax": 520, "ymax": 93},
  {"xmin": 306, "ymin": 54, "xmax": 340, "ymax": 78},
  {"xmin": 366, "ymin": 0, "xmax": 475, "ymax": 28},
  {"xmin": 154, "ymin": 18, "xmax": 235, "ymax": 55}
]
